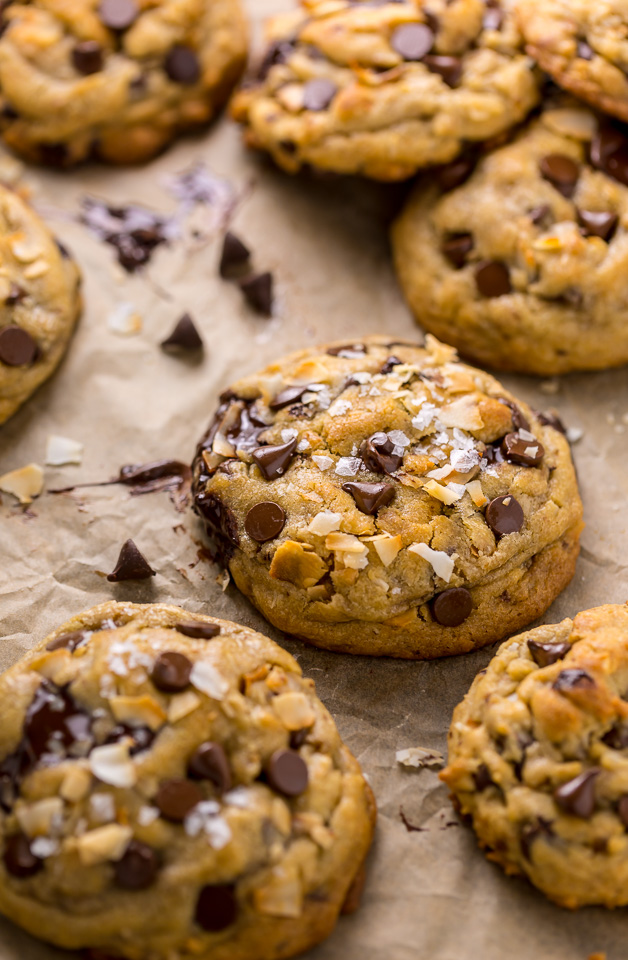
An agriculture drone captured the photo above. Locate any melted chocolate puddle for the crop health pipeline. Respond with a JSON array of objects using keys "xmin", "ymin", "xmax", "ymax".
[{"xmin": 51, "ymin": 459, "xmax": 192, "ymax": 512}]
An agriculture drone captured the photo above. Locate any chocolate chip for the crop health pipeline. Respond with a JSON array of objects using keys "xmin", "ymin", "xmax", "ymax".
[
  {"xmin": 485, "ymin": 495, "xmax": 524, "ymax": 538},
  {"xmin": 219, "ymin": 231, "xmax": 251, "ymax": 278},
  {"xmin": 289, "ymin": 727, "xmax": 310, "ymax": 750},
  {"xmin": 554, "ymin": 769, "xmax": 599, "ymax": 818},
  {"xmin": 269, "ymin": 385, "xmax": 306, "ymax": 410},
  {"xmin": 257, "ymin": 39, "xmax": 295, "ymax": 81},
  {"xmin": 188, "ymin": 742, "xmax": 231, "ymax": 792},
  {"xmin": 245, "ymin": 501, "xmax": 286, "ymax": 542},
  {"xmin": 539, "ymin": 154, "xmax": 580, "ymax": 198},
  {"xmin": 98, "ymin": 0, "xmax": 138, "ymax": 30},
  {"xmin": 39, "ymin": 142, "xmax": 68, "ymax": 167},
  {"xmin": 72, "ymin": 41, "xmax": 103, "ymax": 75},
  {"xmin": 391, "ymin": 23, "xmax": 434, "ymax": 60},
  {"xmin": 380, "ymin": 355, "xmax": 403, "ymax": 374},
  {"xmin": 106, "ymin": 539, "xmax": 156, "ymax": 582},
  {"xmin": 302, "ymin": 78, "xmax": 337, "ymax": 111},
  {"xmin": 359, "ymin": 432, "xmax": 403, "ymax": 474},
  {"xmin": 195, "ymin": 884, "xmax": 238, "ymax": 932},
  {"xmin": 252, "ymin": 438, "xmax": 297, "ymax": 481},
  {"xmin": 618, "ymin": 796, "xmax": 628, "ymax": 827},
  {"xmin": 553, "ymin": 668, "xmax": 595, "ymax": 692},
  {"xmin": 3, "ymin": 833, "xmax": 43, "ymax": 878},
  {"xmin": 160, "ymin": 313, "xmax": 203, "ymax": 352},
  {"xmin": 472, "ymin": 764, "xmax": 493, "ymax": 791},
  {"xmin": 474, "ymin": 261, "xmax": 511, "ymax": 298},
  {"xmin": 441, "ymin": 233, "xmax": 473, "ymax": 268},
  {"xmin": 155, "ymin": 779, "xmax": 202, "ymax": 822},
  {"xmin": 602, "ymin": 724, "xmax": 628, "ymax": 750},
  {"xmin": 536, "ymin": 410, "xmax": 566, "ymax": 434},
  {"xmin": 422, "ymin": 54, "xmax": 462, "ymax": 87},
  {"xmin": 501, "ymin": 433, "xmax": 544, "ymax": 467},
  {"xmin": 577, "ymin": 209, "xmax": 618, "ymax": 241},
  {"xmin": 164, "ymin": 45, "xmax": 200, "ymax": 84},
  {"xmin": 175, "ymin": 621, "xmax": 220, "ymax": 639},
  {"xmin": 105, "ymin": 724, "xmax": 154, "ymax": 755},
  {"xmin": 239, "ymin": 272, "xmax": 273, "ymax": 316},
  {"xmin": 577, "ymin": 40, "xmax": 594, "ymax": 60},
  {"xmin": 529, "ymin": 203, "xmax": 551, "ymax": 226},
  {"xmin": 498, "ymin": 397, "xmax": 530, "ymax": 433},
  {"xmin": 151, "ymin": 651, "xmax": 192, "ymax": 692},
  {"xmin": 6, "ymin": 283, "xmax": 25, "ymax": 305},
  {"xmin": 81, "ymin": 197, "xmax": 169, "ymax": 273},
  {"xmin": 342, "ymin": 481, "xmax": 395, "ymax": 515},
  {"xmin": 194, "ymin": 491, "xmax": 240, "ymax": 565},
  {"xmin": 267, "ymin": 749, "xmax": 308, "ymax": 797},
  {"xmin": 590, "ymin": 124, "xmax": 628, "ymax": 186},
  {"xmin": 114, "ymin": 840, "xmax": 159, "ymax": 889},
  {"xmin": 0, "ymin": 326, "xmax": 37, "ymax": 366},
  {"xmin": 24, "ymin": 682, "xmax": 92, "ymax": 762},
  {"xmin": 46, "ymin": 630, "xmax": 88, "ymax": 653},
  {"xmin": 527, "ymin": 639, "xmax": 571, "ymax": 667},
  {"xmin": 431, "ymin": 587, "xmax": 473, "ymax": 627},
  {"xmin": 438, "ymin": 157, "xmax": 475, "ymax": 192},
  {"xmin": 327, "ymin": 342, "xmax": 366, "ymax": 357},
  {"xmin": 520, "ymin": 817, "xmax": 553, "ymax": 861}
]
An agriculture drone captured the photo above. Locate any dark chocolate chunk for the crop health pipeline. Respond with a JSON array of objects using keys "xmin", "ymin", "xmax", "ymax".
[
  {"xmin": 472, "ymin": 763, "xmax": 493, "ymax": 791},
  {"xmin": 539, "ymin": 154, "xmax": 580, "ymax": 198},
  {"xmin": 188, "ymin": 742, "xmax": 231, "ymax": 792},
  {"xmin": 24, "ymin": 682, "xmax": 92, "ymax": 762},
  {"xmin": 72, "ymin": 41, "xmax": 104, "ymax": 75},
  {"xmin": 342, "ymin": 481, "xmax": 395, "ymax": 515},
  {"xmin": 422, "ymin": 54, "xmax": 462, "ymax": 87},
  {"xmin": 81, "ymin": 197, "xmax": 169, "ymax": 273},
  {"xmin": 474, "ymin": 260, "xmax": 511, "ymax": 297},
  {"xmin": 577, "ymin": 40, "xmax": 594, "ymax": 60},
  {"xmin": 114, "ymin": 840, "xmax": 159, "ymax": 889},
  {"xmin": 520, "ymin": 817, "xmax": 553, "ymax": 861},
  {"xmin": 46, "ymin": 630, "xmax": 88, "ymax": 653},
  {"xmin": 219, "ymin": 231, "xmax": 251, "ymax": 278},
  {"xmin": 155, "ymin": 779, "xmax": 202, "ymax": 821},
  {"xmin": 252, "ymin": 438, "xmax": 297, "ymax": 481},
  {"xmin": 501, "ymin": 432, "xmax": 544, "ymax": 467},
  {"xmin": 175, "ymin": 621, "xmax": 220, "ymax": 639},
  {"xmin": 267, "ymin": 749, "xmax": 309, "ymax": 797},
  {"xmin": 359, "ymin": 432, "xmax": 403, "ymax": 474},
  {"xmin": 438, "ymin": 157, "xmax": 475, "ymax": 192},
  {"xmin": 618, "ymin": 796, "xmax": 628, "ymax": 827},
  {"xmin": 602, "ymin": 724, "xmax": 628, "ymax": 750},
  {"xmin": 536, "ymin": 410, "xmax": 566, "ymax": 434},
  {"xmin": 106, "ymin": 539, "xmax": 156, "ymax": 582},
  {"xmin": 164, "ymin": 45, "xmax": 200, "ymax": 85},
  {"xmin": 553, "ymin": 668, "xmax": 595, "ymax": 692},
  {"xmin": 431, "ymin": 587, "xmax": 473, "ymax": 627},
  {"xmin": 0, "ymin": 326, "xmax": 37, "ymax": 366},
  {"xmin": 289, "ymin": 728, "xmax": 310, "ymax": 750},
  {"xmin": 380, "ymin": 355, "xmax": 403, "ymax": 374},
  {"xmin": 105, "ymin": 724, "xmax": 155, "ymax": 755},
  {"xmin": 151, "ymin": 651, "xmax": 192, "ymax": 692},
  {"xmin": 554, "ymin": 769, "xmax": 599, "ymax": 818},
  {"xmin": 194, "ymin": 491, "xmax": 240, "ymax": 565},
  {"xmin": 302, "ymin": 78, "xmax": 337, "ymax": 111},
  {"xmin": 591, "ymin": 124, "xmax": 628, "ymax": 186},
  {"xmin": 239, "ymin": 272, "xmax": 273, "ymax": 316},
  {"xmin": 269, "ymin": 385, "xmax": 307, "ymax": 410},
  {"xmin": 327, "ymin": 342, "xmax": 366, "ymax": 357},
  {"xmin": 529, "ymin": 203, "xmax": 551, "ymax": 226},
  {"xmin": 3, "ymin": 833, "xmax": 43, "ymax": 878},
  {"xmin": 527, "ymin": 639, "xmax": 571, "ymax": 667},
  {"xmin": 577, "ymin": 209, "xmax": 618, "ymax": 241},
  {"xmin": 441, "ymin": 232, "xmax": 474, "ymax": 268},
  {"xmin": 160, "ymin": 312, "xmax": 203, "ymax": 352},
  {"xmin": 245, "ymin": 501, "xmax": 286, "ymax": 542},
  {"xmin": 195, "ymin": 884, "xmax": 238, "ymax": 932},
  {"xmin": 498, "ymin": 397, "xmax": 530, "ymax": 432},
  {"xmin": 39, "ymin": 142, "xmax": 68, "ymax": 167},
  {"xmin": 6, "ymin": 283, "xmax": 26, "ymax": 305},
  {"xmin": 485, "ymin": 495, "xmax": 524, "ymax": 538},
  {"xmin": 391, "ymin": 23, "xmax": 434, "ymax": 60},
  {"xmin": 98, "ymin": 0, "xmax": 139, "ymax": 30},
  {"xmin": 257, "ymin": 38, "xmax": 295, "ymax": 80}
]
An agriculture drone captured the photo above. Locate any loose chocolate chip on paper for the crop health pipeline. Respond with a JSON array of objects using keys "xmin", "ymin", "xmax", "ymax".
[
  {"xmin": 155, "ymin": 778, "xmax": 203, "ymax": 822},
  {"xmin": 391, "ymin": 23, "xmax": 434, "ymax": 61},
  {"xmin": 245, "ymin": 501, "xmax": 286, "ymax": 542},
  {"xmin": 161, "ymin": 313, "xmax": 203, "ymax": 352},
  {"xmin": 474, "ymin": 260, "xmax": 511, "ymax": 298},
  {"xmin": 239, "ymin": 272, "xmax": 273, "ymax": 316},
  {"xmin": 269, "ymin": 385, "xmax": 307, "ymax": 410},
  {"xmin": 360, "ymin": 433, "xmax": 403, "ymax": 474},
  {"xmin": 188, "ymin": 742, "xmax": 231, "ymax": 792},
  {"xmin": 176, "ymin": 621, "xmax": 220, "ymax": 639},
  {"xmin": 553, "ymin": 668, "xmax": 595, "ymax": 692},
  {"xmin": 342, "ymin": 481, "xmax": 395, "ymax": 515},
  {"xmin": 151, "ymin": 651, "xmax": 192, "ymax": 692},
  {"xmin": 195, "ymin": 884, "xmax": 238, "ymax": 932},
  {"xmin": 485, "ymin": 495, "xmax": 524, "ymax": 538},
  {"xmin": 431, "ymin": 587, "xmax": 473, "ymax": 627},
  {"xmin": 107, "ymin": 539, "xmax": 156, "ymax": 582},
  {"xmin": 46, "ymin": 630, "xmax": 88, "ymax": 653},
  {"xmin": 267, "ymin": 749, "xmax": 309, "ymax": 797},
  {"xmin": 0, "ymin": 326, "xmax": 37, "ymax": 366},
  {"xmin": 422, "ymin": 54, "xmax": 462, "ymax": 87},
  {"xmin": 164, "ymin": 45, "xmax": 201, "ymax": 84},
  {"xmin": 219, "ymin": 231, "xmax": 251, "ymax": 278},
  {"xmin": 577, "ymin": 209, "xmax": 618, "ymax": 241},
  {"xmin": 539, "ymin": 154, "xmax": 580, "ymax": 198},
  {"xmin": 25, "ymin": 682, "xmax": 92, "ymax": 761},
  {"xmin": 302, "ymin": 77, "xmax": 338, "ymax": 111},
  {"xmin": 442, "ymin": 233, "xmax": 473, "ymax": 268},
  {"xmin": 252, "ymin": 438, "xmax": 297, "ymax": 481},
  {"xmin": 3, "ymin": 833, "xmax": 43, "ymax": 878},
  {"xmin": 72, "ymin": 41, "xmax": 104, "ymax": 75},
  {"xmin": 114, "ymin": 840, "xmax": 159, "ymax": 890},
  {"xmin": 527, "ymin": 639, "xmax": 571, "ymax": 667},
  {"xmin": 554, "ymin": 769, "xmax": 599, "ymax": 818},
  {"xmin": 98, "ymin": 0, "xmax": 139, "ymax": 30},
  {"xmin": 501, "ymin": 433, "xmax": 544, "ymax": 467},
  {"xmin": 536, "ymin": 410, "xmax": 566, "ymax": 434}
]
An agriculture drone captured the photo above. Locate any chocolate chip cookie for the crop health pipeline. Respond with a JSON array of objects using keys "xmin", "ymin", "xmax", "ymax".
[
  {"xmin": 0, "ymin": 601, "xmax": 375, "ymax": 959},
  {"xmin": 191, "ymin": 336, "xmax": 582, "ymax": 659},
  {"xmin": 0, "ymin": 184, "xmax": 81, "ymax": 425},
  {"xmin": 0, "ymin": 0, "xmax": 248, "ymax": 166},
  {"xmin": 392, "ymin": 100, "xmax": 628, "ymax": 375},
  {"xmin": 517, "ymin": 0, "xmax": 628, "ymax": 123},
  {"xmin": 441, "ymin": 603, "xmax": 628, "ymax": 908},
  {"xmin": 231, "ymin": 0, "xmax": 540, "ymax": 181}
]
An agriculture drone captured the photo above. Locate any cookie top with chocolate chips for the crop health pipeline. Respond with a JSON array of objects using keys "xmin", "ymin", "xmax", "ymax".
[
  {"xmin": 191, "ymin": 335, "xmax": 582, "ymax": 659},
  {"xmin": 442, "ymin": 603, "xmax": 628, "ymax": 908},
  {"xmin": 392, "ymin": 98, "xmax": 628, "ymax": 375},
  {"xmin": 231, "ymin": 0, "xmax": 540, "ymax": 181},
  {"xmin": 0, "ymin": 184, "xmax": 81, "ymax": 425},
  {"xmin": 0, "ymin": 601, "xmax": 374, "ymax": 960}
]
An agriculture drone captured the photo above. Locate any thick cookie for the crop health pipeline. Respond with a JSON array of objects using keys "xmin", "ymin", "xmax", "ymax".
[
  {"xmin": 231, "ymin": 0, "xmax": 540, "ymax": 181},
  {"xmin": 392, "ymin": 100, "xmax": 628, "ymax": 375},
  {"xmin": 0, "ymin": 0, "xmax": 248, "ymax": 166},
  {"xmin": 191, "ymin": 336, "xmax": 582, "ymax": 659},
  {"xmin": 0, "ymin": 601, "xmax": 375, "ymax": 959},
  {"xmin": 441, "ymin": 604, "xmax": 628, "ymax": 909},
  {"xmin": 0, "ymin": 184, "xmax": 81, "ymax": 425},
  {"xmin": 517, "ymin": 0, "xmax": 628, "ymax": 123}
]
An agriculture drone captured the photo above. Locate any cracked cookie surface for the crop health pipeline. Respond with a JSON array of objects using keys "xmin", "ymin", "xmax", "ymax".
[
  {"xmin": 191, "ymin": 335, "xmax": 582, "ymax": 659},
  {"xmin": 0, "ymin": 601, "xmax": 375, "ymax": 959},
  {"xmin": 0, "ymin": 183, "xmax": 81, "ymax": 425},
  {"xmin": 231, "ymin": 0, "xmax": 540, "ymax": 181},
  {"xmin": 442, "ymin": 604, "xmax": 628, "ymax": 908},
  {"xmin": 392, "ymin": 99, "xmax": 628, "ymax": 375},
  {"xmin": 0, "ymin": 0, "xmax": 248, "ymax": 166}
]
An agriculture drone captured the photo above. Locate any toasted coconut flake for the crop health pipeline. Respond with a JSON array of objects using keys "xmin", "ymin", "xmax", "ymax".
[
  {"xmin": 89, "ymin": 742, "xmax": 137, "ymax": 788},
  {"xmin": 190, "ymin": 660, "xmax": 229, "ymax": 701},
  {"xmin": 408, "ymin": 542, "xmax": 455, "ymax": 582},
  {"xmin": 110, "ymin": 695, "xmax": 166, "ymax": 732},
  {"xmin": 373, "ymin": 535, "xmax": 403, "ymax": 567},
  {"xmin": 396, "ymin": 746, "xmax": 445, "ymax": 769},
  {"xmin": 0, "ymin": 462, "xmax": 44, "ymax": 503},
  {"xmin": 45, "ymin": 434, "xmax": 84, "ymax": 466},
  {"xmin": 76, "ymin": 824, "xmax": 133, "ymax": 866}
]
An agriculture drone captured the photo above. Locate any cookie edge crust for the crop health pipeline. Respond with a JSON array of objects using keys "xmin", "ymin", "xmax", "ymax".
[{"xmin": 525, "ymin": 43, "xmax": 628, "ymax": 125}]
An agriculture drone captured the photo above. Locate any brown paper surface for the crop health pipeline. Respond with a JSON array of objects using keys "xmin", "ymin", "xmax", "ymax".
[{"xmin": 1, "ymin": 2, "xmax": 628, "ymax": 958}]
